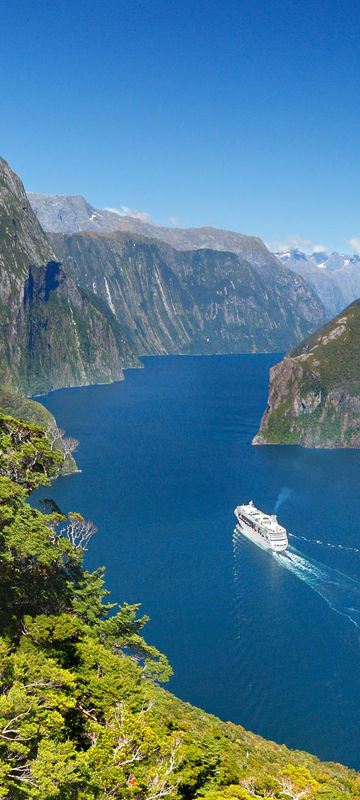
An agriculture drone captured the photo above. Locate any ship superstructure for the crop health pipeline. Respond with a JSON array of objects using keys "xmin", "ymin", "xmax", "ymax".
[{"xmin": 234, "ymin": 501, "xmax": 288, "ymax": 552}]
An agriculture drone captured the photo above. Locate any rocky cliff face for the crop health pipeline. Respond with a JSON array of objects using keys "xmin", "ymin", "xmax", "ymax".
[
  {"xmin": 253, "ymin": 299, "xmax": 360, "ymax": 448},
  {"xmin": 0, "ymin": 158, "xmax": 139, "ymax": 395},
  {"xmin": 49, "ymin": 230, "xmax": 327, "ymax": 355}
]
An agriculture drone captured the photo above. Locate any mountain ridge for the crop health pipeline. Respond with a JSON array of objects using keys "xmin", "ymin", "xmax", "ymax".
[{"xmin": 27, "ymin": 191, "xmax": 308, "ymax": 276}]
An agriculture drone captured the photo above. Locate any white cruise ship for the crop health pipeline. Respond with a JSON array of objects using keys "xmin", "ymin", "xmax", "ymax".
[{"xmin": 234, "ymin": 501, "xmax": 288, "ymax": 552}]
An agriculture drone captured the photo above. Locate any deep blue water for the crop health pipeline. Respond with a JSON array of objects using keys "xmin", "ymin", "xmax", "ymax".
[{"xmin": 35, "ymin": 355, "xmax": 360, "ymax": 769}]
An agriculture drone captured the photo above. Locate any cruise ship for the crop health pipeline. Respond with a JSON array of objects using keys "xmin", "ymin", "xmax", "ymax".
[{"xmin": 234, "ymin": 501, "xmax": 288, "ymax": 552}]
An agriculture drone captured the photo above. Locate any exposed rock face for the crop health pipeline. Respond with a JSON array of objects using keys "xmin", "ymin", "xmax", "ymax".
[
  {"xmin": 48, "ymin": 230, "xmax": 327, "ymax": 355},
  {"xmin": 253, "ymin": 299, "xmax": 360, "ymax": 448},
  {"xmin": 0, "ymin": 158, "xmax": 139, "ymax": 395},
  {"xmin": 27, "ymin": 192, "xmax": 328, "ymax": 329},
  {"xmin": 27, "ymin": 192, "xmax": 306, "ymax": 271}
]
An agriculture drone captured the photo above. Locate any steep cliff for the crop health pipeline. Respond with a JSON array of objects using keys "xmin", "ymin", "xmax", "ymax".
[
  {"xmin": 253, "ymin": 299, "xmax": 360, "ymax": 448},
  {"xmin": 0, "ymin": 158, "xmax": 139, "ymax": 395},
  {"xmin": 49, "ymin": 230, "xmax": 327, "ymax": 355}
]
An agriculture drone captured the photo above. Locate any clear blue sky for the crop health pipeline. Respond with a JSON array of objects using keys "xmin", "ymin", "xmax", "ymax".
[{"xmin": 2, "ymin": 0, "xmax": 360, "ymax": 252}]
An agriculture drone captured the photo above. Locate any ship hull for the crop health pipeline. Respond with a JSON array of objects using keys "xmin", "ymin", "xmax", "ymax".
[{"xmin": 234, "ymin": 518, "xmax": 288, "ymax": 552}]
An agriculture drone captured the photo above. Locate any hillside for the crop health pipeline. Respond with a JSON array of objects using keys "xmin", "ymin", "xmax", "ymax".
[
  {"xmin": 0, "ymin": 408, "xmax": 358, "ymax": 798},
  {"xmin": 48, "ymin": 229, "xmax": 328, "ymax": 355},
  {"xmin": 253, "ymin": 299, "xmax": 360, "ymax": 448},
  {"xmin": 0, "ymin": 158, "xmax": 139, "ymax": 396},
  {"xmin": 0, "ymin": 384, "xmax": 78, "ymax": 474}
]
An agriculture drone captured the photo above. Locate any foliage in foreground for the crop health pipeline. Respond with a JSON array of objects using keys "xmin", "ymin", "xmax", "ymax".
[{"xmin": 0, "ymin": 411, "xmax": 358, "ymax": 798}]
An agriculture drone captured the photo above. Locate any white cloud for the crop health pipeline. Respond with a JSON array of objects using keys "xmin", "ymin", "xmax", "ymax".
[
  {"xmin": 346, "ymin": 237, "xmax": 360, "ymax": 255},
  {"xmin": 266, "ymin": 234, "xmax": 327, "ymax": 254},
  {"xmin": 104, "ymin": 206, "xmax": 155, "ymax": 224},
  {"xmin": 169, "ymin": 215, "xmax": 179, "ymax": 226}
]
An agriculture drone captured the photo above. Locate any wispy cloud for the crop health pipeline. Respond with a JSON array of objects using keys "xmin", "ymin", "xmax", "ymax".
[
  {"xmin": 169, "ymin": 215, "xmax": 179, "ymax": 226},
  {"xmin": 104, "ymin": 206, "xmax": 154, "ymax": 224},
  {"xmin": 266, "ymin": 234, "xmax": 327, "ymax": 254},
  {"xmin": 346, "ymin": 237, "xmax": 360, "ymax": 255}
]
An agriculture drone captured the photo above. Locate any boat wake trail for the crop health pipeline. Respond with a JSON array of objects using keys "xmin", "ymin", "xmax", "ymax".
[
  {"xmin": 275, "ymin": 548, "xmax": 360, "ymax": 629},
  {"xmin": 288, "ymin": 531, "xmax": 360, "ymax": 554}
]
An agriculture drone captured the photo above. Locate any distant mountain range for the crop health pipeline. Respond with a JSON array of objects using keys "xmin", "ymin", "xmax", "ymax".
[
  {"xmin": 27, "ymin": 191, "xmax": 327, "ymax": 357},
  {"xmin": 29, "ymin": 193, "xmax": 360, "ymax": 322},
  {"xmin": 27, "ymin": 192, "xmax": 307, "ymax": 268},
  {"xmin": 276, "ymin": 248, "xmax": 360, "ymax": 316}
]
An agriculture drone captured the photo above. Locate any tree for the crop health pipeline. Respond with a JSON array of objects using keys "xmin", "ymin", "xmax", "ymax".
[
  {"xmin": 61, "ymin": 512, "xmax": 97, "ymax": 551},
  {"xmin": 84, "ymin": 698, "xmax": 182, "ymax": 799},
  {"xmin": 46, "ymin": 421, "xmax": 65, "ymax": 451},
  {"xmin": 274, "ymin": 766, "xmax": 320, "ymax": 800},
  {"xmin": 62, "ymin": 436, "xmax": 79, "ymax": 457},
  {"xmin": 0, "ymin": 414, "xmax": 63, "ymax": 489}
]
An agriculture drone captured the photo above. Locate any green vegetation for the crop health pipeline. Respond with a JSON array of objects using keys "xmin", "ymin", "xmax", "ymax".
[
  {"xmin": 0, "ymin": 410, "xmax": 359, "ymax": 798},
  {"xmin": 254, "ymin": 300, "xmax": 360, "ymax": 448},
  {"xmin": 49, "ymin": 230, "xmax": 327, "ymax": 357},
  {"xmin": 0, "ymin": 385, "xmax": 78, "ymax": 475}
]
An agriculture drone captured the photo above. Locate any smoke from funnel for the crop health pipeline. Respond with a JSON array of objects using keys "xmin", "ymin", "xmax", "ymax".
[{"xmin": 274, "ymin": 487, "xmax": 292, "ymax": 514}]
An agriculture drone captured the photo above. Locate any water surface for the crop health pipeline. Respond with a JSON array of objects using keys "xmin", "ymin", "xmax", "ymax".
[{"xmin": 35, "ymin": 355, "xmax": 360, "ymax": 769}]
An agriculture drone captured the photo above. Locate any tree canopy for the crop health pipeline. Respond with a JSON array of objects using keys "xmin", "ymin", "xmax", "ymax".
[{"xmin": 0, "ymin": 410, "xmax": 358, "ymax": 799}]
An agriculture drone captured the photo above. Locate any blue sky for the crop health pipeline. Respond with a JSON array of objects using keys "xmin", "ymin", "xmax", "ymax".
[{"xmin": 1, "ymin": 0, "xmax": 360, "ymax": 252}]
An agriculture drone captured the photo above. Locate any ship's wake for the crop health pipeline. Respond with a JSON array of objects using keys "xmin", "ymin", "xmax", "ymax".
[
  {"xmin": 275, "ymin": 548, "xmax": 360, "ymax": 629},
  {"xmin": 288, "ymin": 531, "xmax": 360, "ymax": 554}
]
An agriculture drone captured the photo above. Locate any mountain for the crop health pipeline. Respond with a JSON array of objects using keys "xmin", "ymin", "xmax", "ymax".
[
  {"xmin": 27, "ymin": 192, "xmax": 138, "ymax": 234},
  {"xmin": 26, "ymin": 191, "xmax": 335, "ymax": 282},
  {"xmin": 277, "ymin": 248, "xmax": 360, "ymax": 316},
  {"xmin": 253, "ymin": 299, "xmax": 360, "ymax": 448},
  {"xmin": 48, "ymin": 229, "xmax": 328, "ymax": 355},
  {"xmin": 0, "ymin": 158, "xmax": 139, "ymax": 395},
  {"xmin": 27, "ymin": 192, "xmax": 311, "ymax": 270}
]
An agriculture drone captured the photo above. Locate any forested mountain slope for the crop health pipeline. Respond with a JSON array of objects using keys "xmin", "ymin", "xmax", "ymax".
[
  {"xmin": 49, "ymin": 229, "xmax": 327, "ymax": 355},
  {"xmin": 0, "ymin": 158, "xmax": 138, "ymax": 396},
  {"xmin": 0, "ymin": 408, "xmax": 358, "ymax": 798},
  {"xmin": 253, "ymin": 299, "xmax": 360, "ymax": 448}
]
